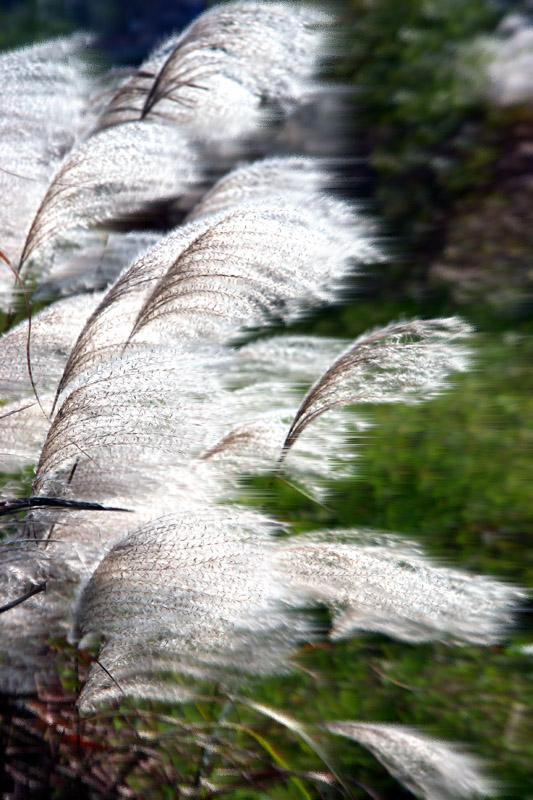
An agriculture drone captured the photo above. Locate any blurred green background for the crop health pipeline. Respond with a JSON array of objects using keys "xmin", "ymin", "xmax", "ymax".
[{"xmin": 1, "ymin": 0, "xmax": 532, "ymax": 797}]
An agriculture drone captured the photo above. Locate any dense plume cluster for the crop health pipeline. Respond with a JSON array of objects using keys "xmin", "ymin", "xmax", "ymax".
[{"xmin": 0, "ymin": 3, "xmax": 524, "ymax": 797}]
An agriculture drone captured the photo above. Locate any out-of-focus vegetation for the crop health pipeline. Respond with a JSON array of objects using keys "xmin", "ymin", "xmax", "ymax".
[
  {"xmin": 340, "ymin": 0, "xmax": 502, "ymax": 242},
  {"xmin": 0, "ymin": 0, "xmax": 531, "ymax": 797},
  {"xmin": 249, "ymin": 1, "xmax": 533, "ymax": 796},
  {"xmin": 0, "ymin": 0, "xmax": 204, "ymax": 60},
  {"xmin": 0, "ymin": 0, "xmax": 71, "ymax": 48},
  {"xmin": 245, "ymin": 323, "xmax": 533, "ymax": 798}
]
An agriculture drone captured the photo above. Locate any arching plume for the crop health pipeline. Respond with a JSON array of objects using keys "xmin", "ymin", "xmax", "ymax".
[
  {"xmin": 18, "ymin": 121, "xmax": 200, "ymax": 272},
  {"xmin": 95, "ymin": 2, "xmax": 330, "ymax": 142},
  {"xmin": 327, "ymin": 723, "xmax": 494, "ymax": 800},
  {"xmin": 0, "ymin": 35, "xmax": 94, "ymax": 304}
]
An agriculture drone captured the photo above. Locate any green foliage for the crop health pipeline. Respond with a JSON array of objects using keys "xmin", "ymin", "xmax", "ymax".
[
  {"xmin": 341, "ymin": 0, "xmax": 505, "ymax": 245},
  {"xmin": 333, "ymin": 334, "xmax": 533, "ymax": 577},
  {"xmin": 243, "ymin": 316, "xmax": 533, "ymax": 798},
  {"xmin": 0, "ymin": 0, "xmax": 73, "ymax": 48}
]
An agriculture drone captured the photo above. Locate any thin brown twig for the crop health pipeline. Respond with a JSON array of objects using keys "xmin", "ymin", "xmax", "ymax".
[{"xmin": 0, "ymin": 249, "xmax": 48, "ymax": 422}]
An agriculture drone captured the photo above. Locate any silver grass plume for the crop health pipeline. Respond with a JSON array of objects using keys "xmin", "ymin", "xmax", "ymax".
[
  {"xmin": 275, "ymin": 530, "xmax": 523, "ymax": 644},
  {"xmin": 327, "ymin": 722, "xmax": 494, "ymax": 800},
  {"xmin": 280, "ymin": 318, "xmax": 472, "ymax": 457},
  {"xmin": 0, "ymin": 35, "xmax": 94, "ymax": 279},
  {"xmin": 95, "ymin": 2, "xmax": 330, "ymax": 142},
  {"xmin": 74, "ymin": 506, "xmax": 308, "ymax": 711},
  {"xmin": 212, "ymin": 319, "xmax": 473, "ymax": 495},
  {"xmin": 466, "ymin": 20, "xmax": 533, "ymax": 108},
  {"xmin": 0, "ymin": 293, "xmax": 101, "ymax": 404},
  {"xmin": 44, "ymin": 194, "xmax": 373, "ymax": 440},
  {"xmin": 48, "ymin": 216, "xmax": 225, "ymax": 403},
  {"xmin": 185, "ymin": 156, "xmax": 333, "ymax": 221},
  {"xmin": 199, "ymin": 406, "xmax": 359, "ymax": 500},
  {"xmin": 128, "ymin": 198, "xmax": 376, "ymax": 342},
  {"xmin": 0, "ymin": 294, "xmax": 101, "ymax": 473},
  {"xmin": 0, "ymin": 401, "xmax": 49, "ymax": 474},
  {"xmin": 33, "ymin": 230, "xmax": 161, "ymax": 298},
  {"xmin": 18, "ymin": 121, "xmax": 200, "ymax": 272},
  {"xmin": 226, "ymin": 334, "xmax": 351, "ymax": 387},
  {"xmin": 184, "ymin": 156, "xmax": 380, "ymax": 250}
]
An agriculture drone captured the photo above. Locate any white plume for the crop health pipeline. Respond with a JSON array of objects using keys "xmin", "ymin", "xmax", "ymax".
[
  {"xmin": 18, "ymin": 121, "xmax": 200, "ymax": 271},
  {"xmin": 326, "ymin": 722, "xmax": 494, "ymax": 799},
  {"xmin": 129, "ymin": 198, "xmax": 376, "ymax": 343},
  {"xmin": 75, "ymin": 507, "xmax": 309, "ymax": 710},
  {"xmin": 281, "ymin": 318, "xmax": 472, "ymax": 457},
  {"xmin": 0, "ymin": 293, "xmax": 101, "ymax": 403},
  {"xmin": 0, "ymin": 293, "xmax": 101, "ymax": 473},
  {"xmin": 95, "ymin": 2, "xmax": 330, "ymax": 142},
  {"xmin": 476, "ymin": 24, "xmax": 533, "ymax": 107},
  {"xmin": 0, "ymin": 35, "xmax": 94, "ymax": 290},
  {"xmin": 0, "ymin": 400, "xmax": 48, "ymax": 473},
  {"xmin": 276, "ymin": 530, "xmax": 524, "ymax": 644},
  {"xmin": 33, "ymin": 230, "xmax": 161, "ymax": 299},
  {"xmin": 185, "ymin": 156, "xmax": 338, "ymax": 221}
]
